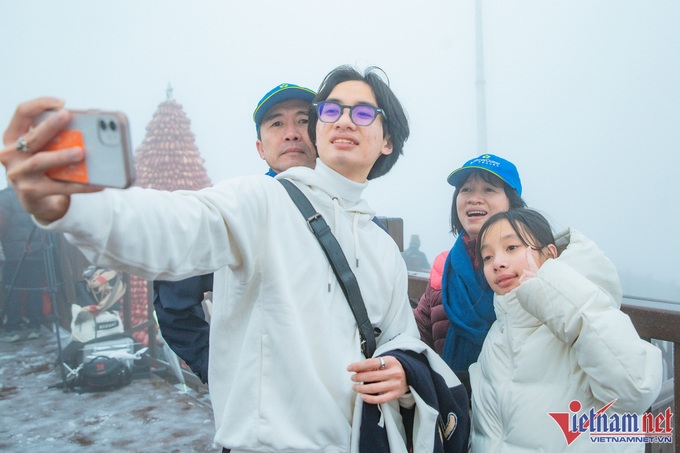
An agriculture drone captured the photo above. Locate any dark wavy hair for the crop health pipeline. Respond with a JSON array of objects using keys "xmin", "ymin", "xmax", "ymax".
[
  {"xmin": 308, "ymin": 65, "xmax": 410, "ymax": 180},
  {"xmin": 476, "ymin": 208, "xmax": 556, "ymax": 265},
  {"xmin": 450, "ymin": 170, "xmax": 526, "ymax": 236}
]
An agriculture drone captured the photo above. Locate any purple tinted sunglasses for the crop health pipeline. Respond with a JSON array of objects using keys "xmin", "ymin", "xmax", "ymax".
[{"xmin": 313, "ymin": 101, "xmax": 387, "ymax": 126}]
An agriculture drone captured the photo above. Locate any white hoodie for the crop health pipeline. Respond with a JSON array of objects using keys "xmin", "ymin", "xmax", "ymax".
[
  {"xmin": 469, "ymin": 229, "xmax": 662, "ymax": 452},
  {"xmin": 43, "ymin": 160, "xmax": 419, "ymax": 452}
]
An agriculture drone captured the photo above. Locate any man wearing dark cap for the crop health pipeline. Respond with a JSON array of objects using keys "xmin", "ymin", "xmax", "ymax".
[
  {"xmin": 153, "ymin": 83, "xmax": 317, "ymax": 383},
  {"xmin": 253, "ymin": 83, "xmax": 317, "ymax": 176}
]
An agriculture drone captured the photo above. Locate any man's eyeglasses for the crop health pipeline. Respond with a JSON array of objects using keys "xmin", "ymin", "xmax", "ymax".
[{"xmin": 313, "ymin": 101, "xmax": 387, "ymax": 127}]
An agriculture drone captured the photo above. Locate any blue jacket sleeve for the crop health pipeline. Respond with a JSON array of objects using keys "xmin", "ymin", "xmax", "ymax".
[{"xmin": 153, "ymin": 274, "xmax": 213, "ymax": 383}]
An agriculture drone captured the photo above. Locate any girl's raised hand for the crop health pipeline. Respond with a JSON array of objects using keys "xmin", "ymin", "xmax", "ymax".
[{"xmin": 519, "ymin": 247, "xmax": 539, "ymax": 284}]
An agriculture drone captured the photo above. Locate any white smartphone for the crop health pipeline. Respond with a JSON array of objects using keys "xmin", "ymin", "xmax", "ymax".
[{"xmin": 36, "ymin": 109, "xmax": 136, "ymax": 189}]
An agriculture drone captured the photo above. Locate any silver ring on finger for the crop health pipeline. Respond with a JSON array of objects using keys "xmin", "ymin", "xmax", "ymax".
[
  {"xmin": 16, "ymin": 135, "xmax": 30, "ymax": 153},
  {"xmin": 379, "ymin": 356, "xmax": 386, "ymax": 370}
]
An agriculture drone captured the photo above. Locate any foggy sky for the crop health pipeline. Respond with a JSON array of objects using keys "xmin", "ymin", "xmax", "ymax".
[{"xmin": 1, "ymin": 0, "xmax": 678, "ymax": 300}]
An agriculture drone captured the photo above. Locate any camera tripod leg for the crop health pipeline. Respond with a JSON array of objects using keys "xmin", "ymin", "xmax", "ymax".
[{"xmin": 42, "ymin": 232, "xmax": 69, "ymax": 391}]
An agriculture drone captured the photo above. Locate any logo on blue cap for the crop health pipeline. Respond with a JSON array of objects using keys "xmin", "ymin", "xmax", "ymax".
[
  {"xmin": 446, "ymin": 154, "xmax": 522, "ymax": 195},
  {"xmin": 253, "ymin": 83, "xmax": 316, "ymax": 130}
]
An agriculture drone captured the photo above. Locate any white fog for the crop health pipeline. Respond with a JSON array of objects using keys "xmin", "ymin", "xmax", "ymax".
[{"xmin": 1, "ymin": 0, "xmax": 678, "ymax": 302}]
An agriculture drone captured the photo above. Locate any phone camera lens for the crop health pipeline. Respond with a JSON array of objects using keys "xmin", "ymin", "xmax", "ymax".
[
  {"xmin": 99, "ymin": 119, "xmax": 107, "ymax": 130},
  {"xmin": 109, "ymin": 120, "xmax": 117, "ymax": 132}
]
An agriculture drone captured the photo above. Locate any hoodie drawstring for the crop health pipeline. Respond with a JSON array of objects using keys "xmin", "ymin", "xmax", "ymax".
[
  {"xmin": 326, "ymin": 197, "xmax": 363, "ymax": 291},
  {"xmin": 353, "ymin": 213, "xmax": 360, "ymax": 268}
]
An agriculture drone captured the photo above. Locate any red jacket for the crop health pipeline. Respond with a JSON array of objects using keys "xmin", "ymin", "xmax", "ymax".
[{"xmin": 413, "ymin": 250, "xmax": 450, "ymax": 354}]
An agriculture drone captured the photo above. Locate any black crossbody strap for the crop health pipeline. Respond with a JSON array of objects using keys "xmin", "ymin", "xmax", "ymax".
[{"xmin": 279, "ymin": 178, "xmax": 376, "ymax": 358}]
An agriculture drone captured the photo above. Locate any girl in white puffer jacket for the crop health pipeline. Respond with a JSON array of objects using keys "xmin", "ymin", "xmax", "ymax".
[{"xmin": 469, "ymin": 208, "xmax": 662, "ymax": 452}]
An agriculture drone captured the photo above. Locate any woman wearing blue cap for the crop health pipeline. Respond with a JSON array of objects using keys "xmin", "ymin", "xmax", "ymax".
[{"xmin": 413, "ymin": 153, "xmax": 525, "ymax": 396}]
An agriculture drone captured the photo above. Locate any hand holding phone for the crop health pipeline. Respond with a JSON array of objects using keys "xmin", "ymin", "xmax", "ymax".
[{"xmin": 37, "ymin": 109, "xmax": 136, "ymax": 189}]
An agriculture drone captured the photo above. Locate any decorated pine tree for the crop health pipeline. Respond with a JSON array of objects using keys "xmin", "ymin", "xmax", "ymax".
[
  {"xmin": 134, "ymin": 85, "xmax": 212, "ymax": 190},
  {"xmin": 128, "ymin": 85, "xmax": 212, "ymax": 346}
]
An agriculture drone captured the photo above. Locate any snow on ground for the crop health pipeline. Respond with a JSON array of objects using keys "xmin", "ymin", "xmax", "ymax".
[{"xmin": 0, "ymin": 326, "xmax": 220, "ymax": 452}]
